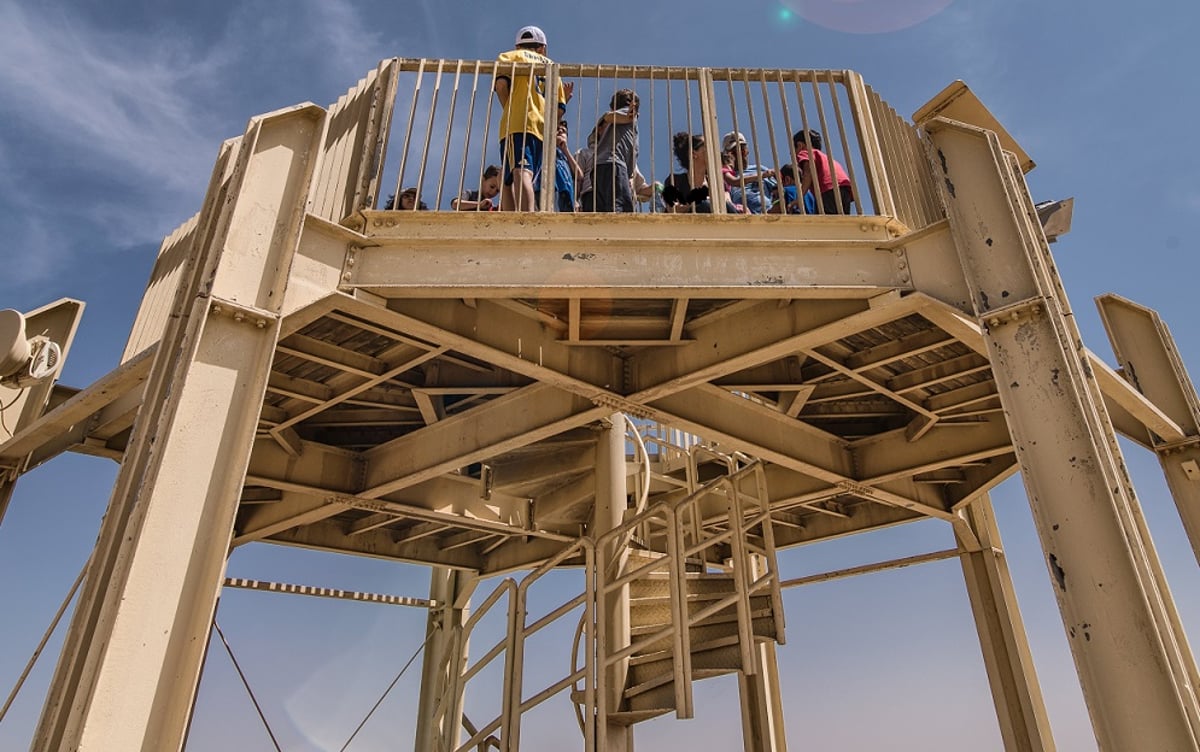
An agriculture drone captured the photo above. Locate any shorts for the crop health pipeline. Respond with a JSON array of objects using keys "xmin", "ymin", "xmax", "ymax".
[
  {"xmin": 499, "ymin": 133, "xmax": 544, "ymax": 186},
  {"xmin": 593, "ymin": 162, "xmax": 634, "ymax": 213}
]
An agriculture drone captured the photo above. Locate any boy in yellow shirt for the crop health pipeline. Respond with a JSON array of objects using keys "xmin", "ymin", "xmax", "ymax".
[{"xmin": 494, "ymin": 25, "xmax": 573, "ymax": 211}]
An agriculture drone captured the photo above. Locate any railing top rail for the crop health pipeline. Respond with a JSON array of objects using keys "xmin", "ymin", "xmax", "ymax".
[{"xmin": 389, "ymin": 57, "xmax": 854, "ymax": 84}]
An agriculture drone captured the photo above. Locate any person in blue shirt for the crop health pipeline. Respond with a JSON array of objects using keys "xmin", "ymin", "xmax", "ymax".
[
  {"xmin": 769, "ymin": 164, "xmax": 818, "ymax": 215},
  {"xmin": 535, "ymin": 119, "xmax": 582, "ymax": 211}
]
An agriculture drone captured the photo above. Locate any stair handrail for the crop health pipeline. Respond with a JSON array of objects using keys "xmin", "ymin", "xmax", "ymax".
[
  {"xmin": 437, "ymin": 578, "xmax": 517, "ymax": 752},
  {"xmin": 504, "ymin": 537, "xmax": 596, "ymax": 752},
  {"xmin": 592, "ymin": 461, "xmax": 770, "ymax": 734}
]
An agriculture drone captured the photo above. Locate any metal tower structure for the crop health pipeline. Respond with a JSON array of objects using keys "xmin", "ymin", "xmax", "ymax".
[{"xmin": 2, "ymin": 60, "xmax": 1199, "ymax": 751}]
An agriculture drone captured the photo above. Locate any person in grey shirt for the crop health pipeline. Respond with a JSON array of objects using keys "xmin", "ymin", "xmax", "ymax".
[{"xmin": 585, "ymin": 89, "xmax": 639, "ymax": 212}]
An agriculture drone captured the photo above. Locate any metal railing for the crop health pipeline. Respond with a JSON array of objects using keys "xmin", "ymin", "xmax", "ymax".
[
  {"xmin": 312, "ymin": 58, "xmax": 942, "ymax": 227},
  {"xmin": 436, "ymin": 461, "xmax": 781, "ymax": 751}
]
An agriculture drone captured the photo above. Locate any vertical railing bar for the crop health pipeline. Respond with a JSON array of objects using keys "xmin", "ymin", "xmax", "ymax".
[
  {"xmin": 827, "ymin": 71, "xmax": 862, "ymax": 216},
  {"xmin": 724, "ymin": 76, "xmax": 749, "ymax": 212},
  {"xmin": 539, "ymin": 61, "xmax": 559, "ymax": 213},
  {"xmin": 413, "ymin": 59, "xmax": 445, "ymax": 210},
  {"xmin": 588, "ymin": 64, "xmax": 602, "ymax": 212},
  {"xmin": 583, "ymin": 543, "xmax": 596, "ymax": 752},
  {"xmin": 647, "ymin": 66, "xmax": 656, "ymax": 212},
  {"xmin": 725, "ymin": 478, "xmax": 757, "ymax": 676},
  {"xmin": 757, "ymin": 69, "xmax": 783, "ymax": 214},
  {"xmin": 630, "ymin": 65, "xmax": 641, "ymax": 213},
  {"xmin": 874, "ymin": 92, "xmax": 914, "ymax": 225},
  {"xmin": 775, "ymin": 70, "xmax": 805, "ymax": 214},
  {"xmin": 888, "ymin": 100, "xmax": 923, "ymax": 226},
  {"xmin": 683, "ymin": 69, "xmax": 694, "ymax": 190},
  {"xmin": 395, "ymin": 59, "xmax": 427, "ymax": 206},
  {"xmin": 455, "ymin": 61, "xmax": 481, "ymax": 211},
  {"xmin": 791, "ymin": 70, "xmax": 822, "ymax": 215},
  {"xmin": 809, "ymin": 70, "xmax": 843, "ymax": 215},
  {"xmin": 754, "ymin": 465, "xmax": 786, "ymax": 645},
  {"xmin": 504, "ymin": 585, "xmax": 525, "ymax": 751},
  {"xmin": 670, "ymin": 506, "xmax": 696, "ymax": 718},
  {"xmin": 329, "ymin": 88, "xmax": 357, "ymax": 218},
  {"xmin": 908, "ymin": 119, "xmax": 942, "ymax": 223},
  {"xmin": 900, "ymin": 100, "xmax": 941, "ymax": 224},
  {"xmin": 475, "ymin": 61, "xmax": 498, "ymax": 210},
  {"xmin": 842, "ymin": 72, "xmax": 888, "ymax": 217},
  {"xmin": 360, "ymin": 60, "xmax": 398, "ymax": 213},
  {"xmin": 741, "ymin": 69, "xmax": 769, "ymax": 212},
  {"xmin": 700, "ymin": 69, "xmax": 725, "ymax": 214},
  {"xmin": 435, "ymin": 59, "xmax": 464, "ymax": 210}
]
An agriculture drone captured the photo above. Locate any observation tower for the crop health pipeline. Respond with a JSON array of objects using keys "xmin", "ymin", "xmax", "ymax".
[{"xmin": 3, "ymin": 59, "xmax": 1200, "ymax": 751}]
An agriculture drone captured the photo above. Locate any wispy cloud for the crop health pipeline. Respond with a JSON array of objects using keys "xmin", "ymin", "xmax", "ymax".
[{"xmin": 0, "ymin": 0, "xmax": 392, "ymax": 294}]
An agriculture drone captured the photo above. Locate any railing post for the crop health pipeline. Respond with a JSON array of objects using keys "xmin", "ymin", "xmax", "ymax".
[
  {"xmin": 665, "ymin": 506, "xmax": 694, "ymax": 718},
  {"xmin": 594, "ymin": 413, "xmax": 632, "ymax": 751},
  {"xmin": 724, "ymin": 478, "xmax": 758, "ymax": 676},
  {"xmin": 698, "ymin": 68, "xmax": 727, "ymax": 215},
  {"xmin": 843, "ymin": 71, "xmax": 893, "ymax": 219}
]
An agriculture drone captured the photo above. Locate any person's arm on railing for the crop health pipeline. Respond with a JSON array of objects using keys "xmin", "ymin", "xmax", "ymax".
[{"xmin": 493, "ymin": 76, "xmax": 510, "ymax": 108}]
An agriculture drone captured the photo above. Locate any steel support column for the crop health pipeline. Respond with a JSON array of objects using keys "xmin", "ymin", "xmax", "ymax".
[
  {"xmin": 925, "ymin": 117, "xmax": 1200, "ymax": 750},
  {"xmin": 596, "ymin": 413, "xmax": 633, "ymax": 752},
  {"xmin": 955, "ymin": 493, "xmax": 1055, "ymax": 752},
  {"xmin": 415, "ymin": 567, "xmax": 479, "ymax": 752},
  {"xmin": 32, "ymin": 104, "xmax": 325, "ymax": 752},
  {"xmin": 1097, "ymin": 293, "xmax": 1200, "ymax": 566},
  {"xmin": 737, "ymin": 554, "xmax": 787, "ymax": 752}
]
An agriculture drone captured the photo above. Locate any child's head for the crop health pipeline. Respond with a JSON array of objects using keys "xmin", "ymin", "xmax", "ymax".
[
  {"xmin": 792, "ymin": 129, "xmax": 823, "ymax": 151},
  {"xmin": 779, "ymin": 164, "xmax": 797, "ymax": 185},
  {"xmin": 481, "ymin": 165, "xmax": 501, "ymax": 199},
  {"xmin": 610, "ymin": 89, "xmax": 639, "ymax": 113},
  {"xmin": 398, "ymin": 187, "xmax": 427, "ymax": 210},
  {"xmin": 557, "ymin": 119, "xmax": 569, "ymax": 136}
]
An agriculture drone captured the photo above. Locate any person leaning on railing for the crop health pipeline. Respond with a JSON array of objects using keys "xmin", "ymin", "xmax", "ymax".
[
  {"xmin": 792, "ymin": 129, "xmax": 854, "ymax": 214},
  {"xmin": 721, "ymin": 130, "xmax": 776, "ymax": 214},
  {"xmin": 493, "ymin": 25, "xmax": 573, "ymax": 212},
  {"xmin": 534, "ymin": 119, "xmax": 582, "ymax": 212},
  {"xmin": 661, "ymin": 132, "xmax": 739, "ymax": 214},
  {"xmin": 451, "ymin": 165, "xmax": 502, "ymax": 211},
  {"xmin": 584, "ymin": 89, "xmax": 640, "ymax": 213}
]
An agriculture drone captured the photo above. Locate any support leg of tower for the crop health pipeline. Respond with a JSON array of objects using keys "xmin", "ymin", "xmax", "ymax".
[
  {"xmin": 955, "ymin": 493, "xmax": 1055, "ymax": 752},
  {"xmin": 1096, "ymin": 293, "xmax": 1200, "ymax": 566},
  {"xmin": 415, "ymin": 567, "xmax": 479, "ymax": 752},
  {"xmin": 925, "ymin": 117, "xmax": 1200, "ymax": 750},
  {"xmin": 738, "ymin": 553, "xmax": 786, "ymax": 752},
  {"xmin": 32, "ymin": 104, "xmax": 325, "ymax": 752},
  {"xmin": 595, "ymin": 413, "xmax": 633, "ymax": 752}
]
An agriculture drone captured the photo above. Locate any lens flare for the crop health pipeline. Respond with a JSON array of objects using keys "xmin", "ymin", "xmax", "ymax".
[{"xmin": 782, "ymin": 0, "xmax": 956, "ymax": 34}]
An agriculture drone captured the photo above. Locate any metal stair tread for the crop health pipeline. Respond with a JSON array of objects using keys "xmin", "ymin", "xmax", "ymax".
[
  {"xmin": 627, "ymin": 633, "xmax": 743, "ymax": 666},
  {"xmin": 629, "ymin": 606, "xmax": 775, "ymax": 635},
  {"xmin": 624, "ymin": 667, "xmax": 735, "ymax": 700}
]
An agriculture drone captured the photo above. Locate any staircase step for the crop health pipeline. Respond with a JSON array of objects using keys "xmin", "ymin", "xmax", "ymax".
[
  {"xmin": 627, "ymin": 642, "xmax": 744, "ymax": 690},
  {"xmin": 624, "ymin": 667, "xmax": 734, "ymax": 702},
  {"xmin": 635, "ymin": 614, "xmax": 778, "ymax": 654},
  {"xmin": 629, "ymin": 574, "xmax": 738, "ymax": 599},
  {"xmin": 630, "ymin": 594, "xmax": 774, "ymax": 630},
  {"xmin": 630, "ymin": 604, "xmax": 775, "ymax": 636}
]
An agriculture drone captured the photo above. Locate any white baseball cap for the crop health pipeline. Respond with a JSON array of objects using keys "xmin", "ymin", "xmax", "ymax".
[
  {"xmin": 721, "ymin": 131, "xmax": 747, "ymax": 151},
  {"xmin": 515, "ymin": 26, "xmax": 547, "ymax": 46}
]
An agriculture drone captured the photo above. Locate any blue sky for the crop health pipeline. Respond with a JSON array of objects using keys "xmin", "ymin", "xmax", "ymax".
[{"xmin": 1, "ymin": 0, "xmax": 1198, "ymax": 749}]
